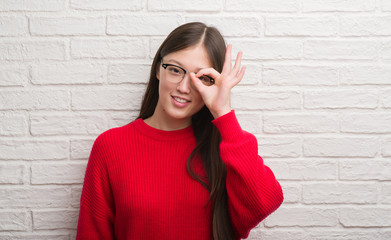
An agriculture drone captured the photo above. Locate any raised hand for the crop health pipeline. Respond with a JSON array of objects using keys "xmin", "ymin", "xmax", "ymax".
[{"xmin": 190, "ymin": 44, "xmax": 246, "ymax": 119}]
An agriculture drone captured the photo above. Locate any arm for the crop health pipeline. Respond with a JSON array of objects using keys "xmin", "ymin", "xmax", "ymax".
[
  {"xmin": 213, "ymin": 110, "xmax": 283, "ymax": 239},
  {"xmin": 76, "ymin": 133, "xmax": 115, "ymax": 240},
  {"xmin": 191, "ymin": 44, "xmax": 283, "ymax": 238}
]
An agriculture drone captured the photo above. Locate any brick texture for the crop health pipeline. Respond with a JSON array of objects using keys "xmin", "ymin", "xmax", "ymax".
[{"xmin": 1, "ymin": 0, "xmax": 390, "ymax": 238}]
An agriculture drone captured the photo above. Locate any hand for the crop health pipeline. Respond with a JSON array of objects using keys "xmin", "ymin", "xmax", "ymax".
[{"xmin": 190, "ymin": 44, "xmax": 246, "ymax": 119}]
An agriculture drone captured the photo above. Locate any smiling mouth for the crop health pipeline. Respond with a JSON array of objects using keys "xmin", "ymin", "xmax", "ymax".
[{"xmin": 173, "ymin": 96, "xmax": 190, "ymax": 103}]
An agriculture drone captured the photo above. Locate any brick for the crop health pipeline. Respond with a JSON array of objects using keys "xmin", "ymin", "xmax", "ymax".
[
  {"xmin": 0, "ymin": 211, "xmax": 29, "ymax": 231},
  {"xmin": 150, "ymin": 37, "xmax": 166, "ymax": 58},
  {"xmin": 247, "ymin": 228, "xmax": 265, "ymax": 240},
  {"xmin": 33, "ymin": 210, "xmax": 79, "ymax": 230},
  {"xmin": 381, "ymin": 184, "xmax": 391, "ymax": 204},
  {"xmin": 70, "ymin": 231, "xmax": 77, "ymax": 239},
  {"xmin": 31, "ymin": 163, "xmax": 86, "ymax": 184},
  {"xmin": 71, "ymin": 88, "xmax": 143, "ymax": 110},
  {"xmin": 383, "ymin": 138, "xmax": 391, "ymax": 156},
  {"xmin": 0, "ymin": 0, "xmax": 65, "ymax": 11},
  {"xmin": 106, "ymin": 112, "xmax": 136, "ymax": 129},
  {"xmin": 258, "ymin": 137, "xmax": 301, "ymax": 158},
  {"xmin": 340, "ymin": 65, "xmax": 391, "ymax": 85},
  {"xmin": 0, "ymin": 90, "xmax": 69, "ymax": 110},
  {"xmin": 253, "ymin": 230, "xmax": 305, "ymax": 240},
  {"xmin": 0, "ymin": 140, "xmax": 68, "ymax": 160},
  {"xmin": 0, "ymin": 40, "xmax": 66, "ymax": 60},
  {"xmin": 263, "ymin": 113, "xmax": 339, "ymax": 133},
  {"xmin": 0, "ymin": 187, "xmax": 70, "ymax": 207},
  {"xmin": 71, "ymin": 38, "xmax": 146, "ymax": 59},
  {"xmin": 304, "ymin": 90, "xmax": 378, "ymax": 109},
  {"xmin": 148, "ymin": 0, "xmax": 220, "ymax": 11},
  {"xmin": 240, "ymin": 63, "xmax": 261, "ymax": 85},
  {"xmin": 108, "ymin": 63, "xmax": 150, "ymax": 84},
  {"xmin": 71, "ymin": 187, "xmax": 82, "ymax": 207},
  {"xmin": 382, "ymin": 0, "xmax": 391, "ymax": 11},
  {"xmin": 225, "ymin": 0, "xmax": 299, "ymax": 12},
  {"xmin": 185, "ymin": 16, "xmax": 262, "ymax": 37},
  {"xmin": 264, "ymin": 207, "xmax": 337, "ymax": 227},
  {"xmin": 0, "ymin": 112, "xmax": 27, "ymax": 136},
  {"xmin": 263, "ymin": 65, "xmax": 338, "ymax": 86},
  {"xmin": 265, "ymin": 159, "xmax": 337, "ymax": 180},
  {"xmin": 31, "ymin": 63, "xmax": 106, "ymax": 85},
  {"xmin": 265, "ymin": 17, "xmax": 338, "ymax": 36},
  {"xmin": 30, "ymin": 113, "xmax": 109, "ymax": 136},
  {"xmin": 0, "ymin": 235, "xmax": 68, "ymax": 240},
  {"xmin": 302, "ymin": 0, "xmax": 376, "ymax": 12},
  {"xmin": 0, "ymin": 16, "xmax": 27, "ymax": 36},
  {"xmin": 340, "ymin": 207, "xmax": 391, "ymax": 227},
  {"xmin": 383, "ymin": 89, "xmax": 391, "ymax": 108},
  {"xmin": 0, "ymin": 164, "xmax": 25, "ymax": 184},
  {"xmin": 108, "ymin": 15, "xmax": 178, "ymax": 36},
  {"xmin": 341, "ymin": 16, "xmax": 391, "ymax": 36},
  {"xmin": 280, "ymin": 183, "xmax": 300, "ymax": 203},
  {"xmin": 70, "ymin": 139, "xmax": 94, "ymax": 160},
  {"xmin": 340, "ymin": 159, "xmax": 391, "ymax": 180},
  {"xmin": 235, "ymin": 112, "xmax": 261, "ymax": 134},
  {"xmin": 304, "ymin": 40, "xmax": 377, "ymax": 60},
  {"xmin": 382, "ymin": 41, "xmax": 391, "ymax": 60},
  {"xmin": 304, "ymin": 137, "xmax": 377, "ymax": 157},
  {"xmin": 341, "ymin": 113, "xmax": 391, "ymax": 133},
  {"xmin": 0, "ymin": 65, "xmax": 28, "ymax": 86},
  {"xmin": 229, "ymin": 40, "xmax": 301, "ymax": 60},
  {"xmin": 232, "ymin": 90, "xmax": 301, "ymax": 110},
  {"xmin": 70, "ymin": 0, "xmax": 142, "ymax": 10},
  {"xmin": 30, "ymin": 17, "xmax": 105, "ymax": 36},
  {"xmin": 303, "ymin": 183, "xmax": 377, "ymax": 204}
]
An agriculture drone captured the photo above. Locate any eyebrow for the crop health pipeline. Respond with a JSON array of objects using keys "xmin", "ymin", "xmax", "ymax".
[{"xmin": 163, "ymin": 59, "xmax": 206, "ymax": 72}]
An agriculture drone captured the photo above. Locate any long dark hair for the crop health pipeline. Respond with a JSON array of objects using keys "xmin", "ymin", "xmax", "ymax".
[{"xmin": 137, "ymin": 22, "xmax": 234, "ymax": 240}]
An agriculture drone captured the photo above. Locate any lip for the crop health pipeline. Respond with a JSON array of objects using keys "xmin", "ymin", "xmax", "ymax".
[
  {"xmin": 172, "ymin": 95, "xmax": 190, "ymax": 107},
  {"xmin": 172, "ymin": 95, "xmax": 190, "ymax": 102}
]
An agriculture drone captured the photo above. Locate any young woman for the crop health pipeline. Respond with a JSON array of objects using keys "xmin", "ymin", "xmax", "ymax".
[{"xmin": 76, "ymin": 22, "xmax": 283, "ymax": 240}]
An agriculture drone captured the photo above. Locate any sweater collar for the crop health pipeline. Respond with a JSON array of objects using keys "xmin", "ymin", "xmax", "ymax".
[{"xmin": 132, "ymin": 118, "xmax": 194, "ymax": 141}]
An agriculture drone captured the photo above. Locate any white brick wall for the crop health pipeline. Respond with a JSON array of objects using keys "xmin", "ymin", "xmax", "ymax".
[{"xmin": 0, "ymin": 0, "xmax": 390, "ymax": 239}]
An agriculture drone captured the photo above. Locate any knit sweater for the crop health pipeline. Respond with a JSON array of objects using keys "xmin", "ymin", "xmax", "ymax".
[{"xmin": 76, "ymin": 110, "xmax": 283, "ymax": 240}]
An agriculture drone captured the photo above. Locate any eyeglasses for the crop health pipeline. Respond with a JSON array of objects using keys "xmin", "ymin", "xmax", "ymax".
[{"xmin": 161, "ymin": 62, "xmax": 215, "ymax": 86}]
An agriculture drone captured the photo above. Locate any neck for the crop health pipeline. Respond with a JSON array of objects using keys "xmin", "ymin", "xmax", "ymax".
[{"xmin": 144, "ymin": 111, "xmax": 191, "ymax": 131}]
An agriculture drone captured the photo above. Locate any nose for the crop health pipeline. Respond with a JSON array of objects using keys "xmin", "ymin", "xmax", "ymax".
[{"xmin": 176, "ymin": 73, "xmax": 192, "ymax": 94}]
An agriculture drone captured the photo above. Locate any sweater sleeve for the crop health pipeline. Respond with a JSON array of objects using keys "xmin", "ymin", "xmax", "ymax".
[
  {"xmin": 76, "ymin": 133, "xmax": 115, "ymax": 240},
  {"xmin": 212, "ymin": 110, "xmax": 283, "ymax": 239}
]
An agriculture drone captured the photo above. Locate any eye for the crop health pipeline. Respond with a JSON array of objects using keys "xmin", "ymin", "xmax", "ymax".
[
  {"xmin": 167, "ymin": 66, "xmax": 182, "ymax": 75},
  {"xmin": 199, "ymin": 75, "xmax": 215, "ymax": 86}
]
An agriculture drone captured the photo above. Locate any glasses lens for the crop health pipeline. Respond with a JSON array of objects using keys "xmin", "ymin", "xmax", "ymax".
[
  {"xmin": 198, "ymin": 75, "xmax": 215, "ymax": 86},
  {"xmin": 166, "ymin": 65, "xmax": 185, "ymax": 83}
]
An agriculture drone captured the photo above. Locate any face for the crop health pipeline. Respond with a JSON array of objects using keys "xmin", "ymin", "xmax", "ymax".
[{"xmin": 153, "ymin": 44, "xmax": 212, "ymax": 129}]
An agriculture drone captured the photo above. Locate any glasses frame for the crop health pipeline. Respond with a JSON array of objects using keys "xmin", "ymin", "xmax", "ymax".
[{"xmin": 160, "ymin": 61, "xmax": 215, "ymax": 86}]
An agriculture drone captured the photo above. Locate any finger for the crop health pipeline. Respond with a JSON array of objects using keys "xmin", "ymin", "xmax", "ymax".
[
  {"xmin": 238, "ymin": 66, "xmax": 246, "ymax": 80},
  {"xmin": 221, "ymin": 44, "xmax": 232, "ymax": 75},
  {"xmin": 232, "ymin": 51, "xmax": 243, "ymax": 75},
  {"xmin": 233, "ymin": 66, "xmax": 246, "ymax": 86},
  {"xmin": 195, "ymin": 68, "xmax": 220, "ymax": 79},
  {"xmin": 190, "ymin": 72, "xmax": 208, "ymax": 93}
]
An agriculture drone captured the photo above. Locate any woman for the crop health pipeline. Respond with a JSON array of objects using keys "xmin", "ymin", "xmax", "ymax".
[{"xmin": 76, "ymin": 22, "xmax": 283, "ymax": 240}]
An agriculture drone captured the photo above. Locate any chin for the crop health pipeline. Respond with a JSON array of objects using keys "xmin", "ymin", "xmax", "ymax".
[{"xmin": 167, "ymin": 111, "xmax": 193, "ymax": 121}]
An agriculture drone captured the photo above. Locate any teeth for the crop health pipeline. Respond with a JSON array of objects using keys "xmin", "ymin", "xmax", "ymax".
[{"xmin": 174, "ymin": 97, "xmax": 188, "ymax": 103}]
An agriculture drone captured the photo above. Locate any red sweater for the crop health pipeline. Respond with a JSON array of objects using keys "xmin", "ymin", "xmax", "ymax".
[{"xmin": 76, "ymin": 110, "xmax": 283, "ymax": 240}]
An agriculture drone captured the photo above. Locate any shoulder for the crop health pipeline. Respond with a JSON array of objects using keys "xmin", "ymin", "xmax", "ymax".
[{"xmin": 93, "ymin": 119, "xmax": 141, "ymax": 148}]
